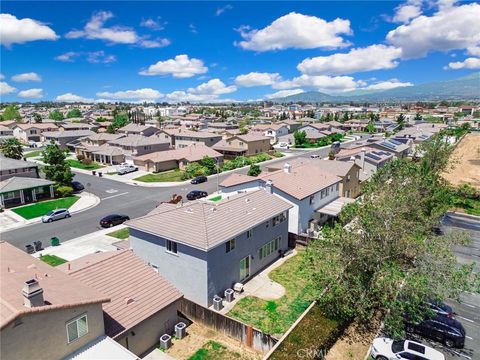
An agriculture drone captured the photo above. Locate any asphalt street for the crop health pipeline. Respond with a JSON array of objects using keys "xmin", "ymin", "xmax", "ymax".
[{"xmin": 1, "ymin": 147, "xmax": 329, "ymax": 250}]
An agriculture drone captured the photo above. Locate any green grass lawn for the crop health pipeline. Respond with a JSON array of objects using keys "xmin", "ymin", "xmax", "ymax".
[
  {"xmin": 134, "ymin": 169, "xmax": 184, "ymax": 182},
  {"xmin": 24, "ymin": 150, "xmax": 43, "ymax": 158},
  {"xmin": 40, "ymin": 254, "xmax": 67, "ymax": 267},
  {"xmin": 228, "ymin": 247, "xmax": 316, "ymax": 335},
  {"xmin": 188, "ymin": 341, "xmax": 241, "ymax": 360},
  {"xmin": 106, "ymin": 228, "xmax": 130, "ymax": 239},
  {"xmin": 66, "ymin": 159, "xmax": 104, "ymax": 170},
  {"xmin": 11, "ymin": 196, "xmax": 80, "ymax": 220},
  {"xmin": 209, "ymin": 195, "xmax": 222, "ymax": 202}
]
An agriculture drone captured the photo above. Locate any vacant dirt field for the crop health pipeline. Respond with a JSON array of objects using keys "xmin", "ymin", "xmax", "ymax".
[{"xmin": 443, "ymin": 133, "xmax": 480, "ymax": 190}]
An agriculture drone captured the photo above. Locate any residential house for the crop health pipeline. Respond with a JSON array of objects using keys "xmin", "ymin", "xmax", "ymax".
[
  {"xmin": 336, "ymin": 147, "xmax": 394, "ymax": 181},
  {"xmin": 341, "ymin": 137, "xmax": 410, "ymax": 158},
  {"xmin": 107, "ymin": 135, "xmax": 171, "ymax": 158},
  {"xmin": 59, "ymin": 123, "xmax": 98, "ymax": 132},
  {"xmin": 0, "ymin": 125, "xmax": 14, "ymax": 137},
  {"xmin": 59, "ymin": 250, "xmax": 182, "ymax": 357},
  {"xmin": 212, "ymin": 134, "xmax": 271, "ymax": 159},
  {"xmin": 117, "ymin": 123, "xmax": 159, "ymax": 137},
  {"xmin": 74, "ymin": 133, "xmax": 127, "ymax": 165},
  {"xmin": 127, "ymin": 190, "xmax": 292, "ymax": 307},
  {"xmin": 13, "ymin": 124, "xmax": 59, "ymax": 143},
  {"xmin": 133, "ymin": 143, "xmax": 223, "ymax": 172},
  {"xmin": 0, "ymin": 177, "xmax": 55, "ymax": 208},
  {"xmin": 0, "ymin": 156, "xmax": 39, "ymax": 181},
  {"xmin": 250, "ymin": 124, "xmax": 289, "ymax": 144},
  {"xmin": 278, "ymin": 120, "xmax": 302, "ymax": 133},
  {"xmin": 169, "ymin": 129, "xmax": 222, "ymax": 149},
  {"xmin": 41, "ymin": 130, "xmax": 95, "ymax": 150}
]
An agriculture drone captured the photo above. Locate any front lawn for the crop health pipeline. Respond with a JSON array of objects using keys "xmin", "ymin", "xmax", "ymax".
[
  {"xmin": 24, "ymin": 150, "xmax": 43, "ymax": 158},
  {"xmin": 66, "ymin": 159, "xmax": 104, "ymax": 170},
  {"xmin": 228, "ymin": 247, "xmax": 316, "ymax": 335},
  {"xmin": 106, "ymin": 228, "xmax": 130, "ymax": 239},
  {"xmin": 11, "ymin": 196, "xmax": 80, "ymax": 219},
  {"xmin": 188, "ymin": 341, "xmax": 241, "ymax": 360},
  {"xmin": 40, "ymin": 254, "xmax": 67, "ymax": 267},
  {"xmin": 134, "ymin": 169, "xmax": 184, "ymax": 182}
]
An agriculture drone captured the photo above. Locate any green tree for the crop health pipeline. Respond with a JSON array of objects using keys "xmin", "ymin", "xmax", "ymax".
[
  {"xmin": 247, "ymin": 164, "xmax": 261, "ymax": 176},
  {"xmin": 42, "ymin": 141, "xmax": 74, "ymax": 186},
  {"xmin": 33, "ymin": 112, "xmax": 43, "ymax": 123},
  {"xmin": 49, "ymin": 110, "xmax": 64, "ymax": 121},
  {"xmin": 112, "ymin": 113, "xmax": 129, "ymax": 129},
  {"xmin": 1, "ymin": 105, "xmax": 22, "ymax": 121},
  {"xmin": 366, "ymin": 118, "xmax": 376, "ymax": 133},
  {"xmin": 414, "ymin": 113, "xmax": 422, "ymax": 121},
  {"xmin": 66, "ymin": 108, "xmax": 82, "ymax": 118},
  {"xmin": 293, "ymin": 130, "xmax": 307, "ymax": 146},
  {"xmin": 239, "ymin": 127, "xmax": 249, "ymax": 135},
  {"xmin": 199, "ymin": 156, "xmax": 217, "ymax": 176},
  {"xmin": 1, "ymin": 138, "xmax": 23, "ymax": 159},
  {"xmin": 182, "ymin": 162, "xmax": 207, "ymax": 179},
  {"xmin": 396, "ymin": 113, "xmax": 406, "ymax": 130}
]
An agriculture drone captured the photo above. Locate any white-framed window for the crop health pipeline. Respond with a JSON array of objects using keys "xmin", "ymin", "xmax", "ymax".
[
  {"xmin": 309, "ymin": 195, "xmax": 315, "ymax": 205},
  {"xmin": 166, "ymin": 240, "xmax": 178, "ymax": 254},
  {"xmin": 259, "ymin": 236, "xmax": 281, "ymax": 260},
  {"xmin": 226, "ymin": 238, "xmax": 236, "ymax": 253},
  {"xmin": 325, "ymin": 187, "xmax": 329, "ymax": 196},
  {"xmin": 321, "ymin": 190, "xmax": 325, "ymax": 198},
  {"xmin": 66, "ymin": 314, "xmax": 88, "ymax": 343},
  {"xmin": 247, "ymin": 229, "xmax": 253, "ymax": 239},
  {"xmin": 3, "ymin": 191, "xmax": 16, "ymax": 200},
  {"xmin": 272, "ymin": 211, "xmax": 287, "ymax": 226}
]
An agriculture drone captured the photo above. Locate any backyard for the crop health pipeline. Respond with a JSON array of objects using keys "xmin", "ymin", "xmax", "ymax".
[
  {"xmin": 11, "ymin": 196, "xmax": 79, "ymax": 219},
  {"xmin": 134, "ymin": 169, "xmax": 184, "ymax": 182},
  {"xmin": 66, "ymin": 159, "xmax": 104, "ymax": 170},
  {"xmin": 106, "ymin": 227, "xmax": 130, "ymax": 239},
  {"xmin": 187, "ymin": 341, "xmax": 242, "ymax": 360}
]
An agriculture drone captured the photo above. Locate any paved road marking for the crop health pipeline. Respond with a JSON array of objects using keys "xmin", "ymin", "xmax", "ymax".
[
  {"xmin": 106, "ymin": 189, "xmax": 118, "ymax": 194},
  {"xmin": 466, "ymin": 335, "xmax": 473, "ymax": 340},
  {"xmin": 462, "ymin": 302, "xmax": 477, "ymax": 309},
  {"xmin": 101, "ymin": 192, "xmax": 129, "ymax": 200},
  {"xmin": 457, "ymin": 315, "xmax": 475, "ymax": 323}
]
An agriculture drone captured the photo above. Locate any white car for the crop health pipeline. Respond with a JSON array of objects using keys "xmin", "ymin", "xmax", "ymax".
[
  {"xmin": 117, "ymin": 163, "xmax": 138, "ymax": 175},
  {"xmin": 371, "ymin": 338, "xmax": 445, "ymax": 360},
  {"xmin": 279, "ymin": 142, "xmax": 288, "ymax": 147}
]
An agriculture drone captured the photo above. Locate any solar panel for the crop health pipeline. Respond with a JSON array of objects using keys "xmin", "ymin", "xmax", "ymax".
[
  {"xmin": 365, "ymin": 153, "xmax": 381, "ymax": 161},
  {"xmin": 381, "ymin": 141, "xmax": 396, "ymax": 150},
  {"xmin": 389, "ymin": 139, "xmax": 402, "ymax": 145}
]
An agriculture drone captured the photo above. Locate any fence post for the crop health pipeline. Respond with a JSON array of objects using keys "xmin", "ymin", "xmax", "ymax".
[{"xmin": 246, "ymin": 325, "xmax": 253, "ymax": 348}]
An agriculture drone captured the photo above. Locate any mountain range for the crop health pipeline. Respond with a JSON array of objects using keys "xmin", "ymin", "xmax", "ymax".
[{"xmin": 270, "ymin": 72, "xmax": 480, "ymax": 103}]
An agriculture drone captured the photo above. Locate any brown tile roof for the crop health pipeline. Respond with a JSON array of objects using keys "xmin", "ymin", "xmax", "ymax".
[
  {"xmin": 251, "ymin": 124, "xmax": 288, "ymax": 131},
  {"xmin": 126, "ymin": 189, "xmax": 292, "ymax": 251},
  {"xmin": 108, "ymin": 134, "xmax": 170, "ymax": 147},
  {"xmin": 118, "ymin": 123, "xmax": 157, "ymax": 133},
  {"xmin": 134, "ymin": 144, "xmax": 222, "ymax": 164},
  {"xmin": 219, "ymin": 173, "xmax": 259, "ymax": 187},
  {"xmin": 235, "ymin": 134, "xmax": 271, "ymax": 142},
  {"xmin": 168, "ymin": 128, "xmax": 221, "ymax": 139},
  {"xmin": 59, "ymin": 250, "xmax": 182, "ymax": 338},
  {"xmin": 0, "ymin": 241, "xmax": 109, "ymax": 329},
  {"xmin": 14, "ymin": 123, "xmax": 59, "ymax": 130},
  {"xmin": 267, "ymin": 158, "xmax": 358, "ymax": 177}
]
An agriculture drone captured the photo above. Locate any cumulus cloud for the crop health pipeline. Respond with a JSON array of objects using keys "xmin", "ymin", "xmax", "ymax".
[
  {"xmin": 273, "ymin": 74, "xmax": 361, "ymax": 93},
  {"xmin": 139, "ymin": 54, "xmax": 208, "ymax": 78},
  {"xmin": 236, "ymin": 12, "xmax": 352, "ymax": 51},
  {"xmin": 11, "ymin": 72, "xmax": 42, "ymax": 82},
  {"xmin": 140, "ymin": 17, "xmax": 166, "ymax": 30},
  {"xmin": 0, "ymin": 74, "xmax": 4, "ymax": 80},
  {"xmin": 86, "ymin": 51, "xmax": 117, "ymax": 63},
  {"xmin": 386, "ymin": 3, "xmax": 480, "ymax": 59},
  {"xmin": 18, "ymin": 88, "xmax": 44, "ymax": 99},
  {"xmin": 55, "ymin": 93, "xmax": 93, "ymax": 103},
  {"xmin": 364, "ymin": 80, "xmax": 413, "ymax": 90},
  {"xmin": 188, "ymin": 79, "xmax": 236, "ymax": 95},
  {"xmin": 298, "ymin": 45, "xmax": 402, "ymax": 76},
  {"xmin": 235, "ymin": 72, "xmax": 282, "ymax": 87},
  {"xmin": 138, "ymin": 38, "xmax": 170, "ymax": 48},
  {"xmin": 0, "ymin": 82, "xmax": 17, "ymax": 95},
  {"xmin": 164, "ymin": 91, "xmax": 218, "ymax": 103},
  {"xmin": 446, "ymin": 57, "xmax": 480, "ymax": 70},
  {"xmin": 55, "ymin": 51, "xmax": 80, "ymax": 62},
  {"xmin": 265, "ymin": 89, "xmax": 304, "ymax": 99},
  {"xmin": 0, "ymin": 13, "xmax": 58, "ymax": 47},
  {"xmin": 467, "ymin": 46, "xmax": 480, "ymax": 57},
  {"xmin": 216, "ymin": 4, "xmax": 233, "ymax": 16},
  {"xmin": 96, "ymin": 88, "xmax": 163, "ymax": 101}
]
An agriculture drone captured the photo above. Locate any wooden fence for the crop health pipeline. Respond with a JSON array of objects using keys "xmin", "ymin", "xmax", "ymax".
[{"xmin": 179, "ymin": 298, "xmax": 278, "ymax": 354}]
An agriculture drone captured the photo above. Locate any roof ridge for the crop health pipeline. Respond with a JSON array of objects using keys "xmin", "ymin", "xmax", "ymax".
[
  {"xmin": 67, "ymin": 249, "xmax": 130, "ymax": 275},
  {"xmin": 200, "ymin": 203, "xmax": 210, "ymax": 248}
]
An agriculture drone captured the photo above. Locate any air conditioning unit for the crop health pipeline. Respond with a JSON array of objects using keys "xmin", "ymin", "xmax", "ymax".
[
  {"xmin": 233, "ymin": 283, "xmax": 244, "ymax": 293},
  {"xmin": 224, "ymin": 288, "xmax": 235, "ymax": 302},
  {"xmin": 159, "ymin": 334, "xmax": 171, "ymax": 350},
  {"xmin": 213, "ymin": 296, "xmax": 223, "ymax": 311},
  {"xmin": 174, "ymin": 322, "xmax": 187, "ymax": 339}
]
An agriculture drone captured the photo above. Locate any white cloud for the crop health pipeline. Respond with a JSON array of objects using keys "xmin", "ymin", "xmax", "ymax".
[
  {"xmin": 235, "ymin": 72, "xmax": 282, "ymax": 87},
  {"xmin": 86, "ymin": 51, "xmax": 117, "ymax": 63},
  {"xmin": 467, "ymin": 46, "xmax": 480, "ymax": 57},
  {"xmin": 140, "ymin": 17, "xmax": 166, "ymax": 30},
  {"xmin": 55, "ymin": 51, "xmax": 80, "ymax": 62},
  {"xmin": 188, "ymin": 79, "xmax": 237, "ymax": 95},
  {"xmin": 273, "ymin": 74, "xmax": 361, "ymax": 93},
  {"xmin": 392, "ymin": 1, "xmax": 422, "ymax": 23},
  {"xmin": 298, "ymin": 45, "xmax": 402, "ymax": 76},
  {"xmin": 189, "ymin": 24, "xmax": 198, "ymax": 34},
  {"xmin": 386, "ymin": 3, "xmax": 480, "ymax": 59},
  {"xmin": 236, "ymin": 12, "xmax": 352, "ymax": 51},
  {"xmin": 139, "ymin": 54, "xmax": 208, "ymax": 78},
  {"xmin": 265, "ymin": 89, "xmax": 304, "ymax": 99},
  {"xmin": 0, "ymin": 74, "xmax": 4, "ymax": 80},
  {"xmin": 55, "ymin": 93, "xmax": 93, "ymax": 103},
  {"xmin": 96, "ymin": 88, "xmax": 163, "ymax": 101},
  {"xmin": 138, "ymin": 38, "xmax": 170, "ymax": 48},
  {"xmin": 364, "ymin": 80, "xmax": 413, "ymax": 90},
  {"xmin": 18, "ymin": 88, "xmax": 44, "ymax": 99},
  {"xmin": 0, "ymin": 82, "xmax": 17, "ymax": 95},
  {"xmin": 164, "ymin": 91, "xmax": 218, "ymax": 103},
  {"xmin": 446, "ymin": 57, "xmax": 480, "ymax": 70},
  {"xmin": 11, "ymin": 72, "xmax": 42, "ymax": 82},
  {"xmin": 216, "ymin": 4, "xmax": 233, "ymax": 16},
  {"xmin": 0, "ymin": 13, "xmax": 58, "ymax": 47}
]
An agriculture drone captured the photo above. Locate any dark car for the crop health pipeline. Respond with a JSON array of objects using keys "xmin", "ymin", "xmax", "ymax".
[
  {"xmin": 191, "ymin": 176, "xmax": 208, "ymax": 185},
  {"xmin": 428, "ymin": 300, "xmax": 454, "ymax": 318},
  {"xmin": 186, "ymin": 190, "xmax": 208, "ymax": 200},
  {"xmin": 406, "ymin": 315, "xmax": 465, "ymax": 348},
  {"xmin": 71, "ymin": 181, "xmax": 85, "ymax": 193},
  {"xmin": 100, "ymin": 214, "xmax": 130, "ymax": 228}
]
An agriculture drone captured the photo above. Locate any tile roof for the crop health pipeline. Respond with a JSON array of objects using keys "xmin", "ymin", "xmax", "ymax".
[
  {"xmin": 42, "ymin": 130, "xmax": 95, "ymax": 138},
  {"xmin": 59, "ymin": 250, "xmax": 182, "ymax": 338},
  {"xmin": 0, "ymin": 241, "xmax": 109, "ymax": 329},
  {"xmin": 218, "ymin": 173, "xmax": 259, "ymax": 187},
  {"xmin": 118, "ymin": 123, "xmax": 157, "ymax": 133},
  {"xmin": 14, "ymin": 123, "xmax": 59, "ymax": 130},
  {"xmin": 0, "ymin": 156, "xmax": 38, "ymax": 171},
  {"xmin": 168, "ymin": 129, "xmax": 221, "ymax": 139},
  {"xmin": 267, "ymin": 158, "xmax": 358, "ymax": 177},
  {"xmin": 0, "ymin": 177, "xmax": 55, "ymax": 193},
  {"xmin": 108, "ymin": 134, "xmax": 169, "ymax": 147},
  {"xmin": 134, "ymin": 144, "xmax": 222, "ymax": 164},
  {"xmin": 126, "ymin": 189, "xmax": 292, "ymax": 251}
]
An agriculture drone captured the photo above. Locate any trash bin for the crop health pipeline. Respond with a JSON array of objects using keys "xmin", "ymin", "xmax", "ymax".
[
  {"xmin": 98, "ymin": 172, "xmax": 103, "ymax": 177},
  {"xmin": 175, "ymin": 322, "xmax": 187, "ymax": 339},
  {"xmin": 51, "ymin": 237, "xmax": 60, "ymax": 246},
  {"xmin": 25, "ymin": 244, "xmax": 34, "ymax": 254},
  {"xmin": 92, "ymin": 171, "xmax": 96, "ymax": 176},
  {"xmin": 33, "ymin": 241, "xmax": 43, "ymax": 251},
  {"xmin": 213, "ymin": 296, "xmax": 223, "ymax": 311}
]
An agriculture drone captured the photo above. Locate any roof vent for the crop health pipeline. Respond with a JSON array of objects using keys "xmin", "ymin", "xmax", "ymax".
[
  {"xmin": 185, "ymin": 208, "xmax": 194, "ymax": 214},
  {"xmin": 125, "ymin": 298, "xmax": 135, "ymax": 305},
  {"xmin": 283, "ymin": 163, "xmax": 292, "ymax": 173},
  {"xmin": 245, "ymin": 198, "xmax": 251, "ymax": 203},
  {"xmin": 22, "ymin": 279, "xmax": 44, "ymax": 308}
]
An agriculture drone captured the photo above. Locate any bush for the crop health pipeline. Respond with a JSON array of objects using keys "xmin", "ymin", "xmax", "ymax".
[
  {"xmin": 56, "ymin": 186, "xmax": 73, "ymax": 198},
  {"xmin": 76, "ymin": 154, "xmax": 85, "ymax": 161},
  {"xmin": 81, "ymin": 157, "xmax": 92, "ymax": 166}
]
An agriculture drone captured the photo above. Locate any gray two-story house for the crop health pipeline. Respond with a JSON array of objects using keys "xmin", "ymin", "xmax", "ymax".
[{"xmin": 127, "ymin": 189, "xmax": 292, "ymax": 307}]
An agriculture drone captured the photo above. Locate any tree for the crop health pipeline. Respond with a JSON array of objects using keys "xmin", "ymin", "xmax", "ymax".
[
  {"xmin": 366, "ymin": 118, "xmax": 376, "ymax": 133},
  {"xmin": 396, "ymin": 113, "xmax": 406, "ymax": 130},
  {"xmin": 303, "ymin": 135, "xmax": 477, "ymax": 338},
  {"xmin": 414, "ymin": 113, "xmax": 422, "ymax": 121},
  {"xmin": 247, "ymin": 164, "xmax": 261, "ymax": 177},
  {"xmin": 1, "ymin": 138, "xmax": 23, "ymax": 159},
  {"xmin": 66, "ymin": 108, "xmax": 82, "ymax": 118},
  {"xmin": 328, "ymin": 150, "xmax": 336, "ymax": 160},
  {"xmin": 239, "ymin": 127, "xmax": 248, "ymax": 135},
  {"xmin": 42, "ymin": 141, "xmax": 74, "ymax": 186},
  {"xmin": 199, "ymin": 156, "xmax": 217, "ymax": 176},
  {"xmin": 33, "ymin": 112, "xmax": 42, "ymax": 123},
  {"xmin": 293, "ymin": 130, "xmax": 307, "ymax": 146},
  {"xmin": 342, "ymin": 112, "xmax": 349, "ymax": 123},
  {"xmin": 49, "ymin": 110, "xmax": 64, "ymax": 121},
  {"xmin": 1, "ymin": 105, "xmax": 21, "ymax": 121}
]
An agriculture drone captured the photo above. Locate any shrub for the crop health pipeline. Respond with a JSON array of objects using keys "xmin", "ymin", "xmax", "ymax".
[
  {"xmin": 81, "ymin": 157, "xmax": 92, "ymax": 166},
  {"xmin": 56, "ymin": 185, "xmax": 73, "ymax": 198},
  {"xmin": 76, "ymin": 154, "xmax": 85, "ymax": 161}
]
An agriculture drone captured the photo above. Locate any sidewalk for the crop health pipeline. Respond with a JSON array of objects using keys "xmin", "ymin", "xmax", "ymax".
[
  {"xmin": 0, "ymin": 191, "xmax": 100, "ymax": 232},
  {"xmin": 33, "ymin": 225, "xmax": 128, "ymax": 261}
]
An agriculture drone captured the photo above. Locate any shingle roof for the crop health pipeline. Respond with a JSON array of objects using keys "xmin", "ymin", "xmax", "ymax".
[
  {"xmin": 126, "ymin": 189, "xmax": 292, "ymax": 251},
  {"xmin": 0, "ymin": 156, "xmax": 38, "ymax": 171},
  {"xmin": 0, "ymin": 177, "xmax": 54, "ymax": 193},
  {"xmin": 59, "ymin": 250, "xmax": 182, "ymax": 338},
  {"xmin": 0, "ymin": 241, "xmax": 109, "ymax": 329}
]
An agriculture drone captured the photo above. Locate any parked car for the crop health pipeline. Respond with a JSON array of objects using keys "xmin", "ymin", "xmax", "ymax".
[
  {"xmin": 310, "ymin": 154, "xmax": 320, "ymax": 159},
  {"xmin": 406, "ymin": 315, "xmax": 465, "ymax": 348},
  {"xmin": 279, "ymin": 142, "xmax": 288, "ymax": 148},
  {"xmin": 186, "ymin": 190, "xmax": 208, "ymax": 200},
  {"xmin": 71, "ymin": 181, "xmax": 85, "ymax": 193},
  {"xmin": 371, "ymin": 338, "xmax": 445, "ymax": 360},
  {"xmin": 99, "ymin": 214, "xmax": 130, "ymax": 228},
  {"xmin": 191, "ymin": 176, "xmax": 208, "ymax": 184},
  {"xmin": 428, "ymin": 300, "xmax": 454, "ymax": 318},
  {"xmin": 42, "ymin": 209, "xmax": 71, "ymax": 223},
  {"xmin": 117, "ymin": 163, "xmax": 138, "ymax": 175}
]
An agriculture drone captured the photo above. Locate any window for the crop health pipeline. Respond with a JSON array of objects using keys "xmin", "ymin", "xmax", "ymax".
[
  {"xmin": 272, "ymin": 211, "xmax": 286, "ymax": 226},
  {"xmin": 226, "ymin": 238, "xmax": 236, "ymax": 253},
  {"xmin": 4, "ymin": 191, "xmax": 16, "ymax": 200},
  {"xmin": 325, "ymin": 187, "xmax": 329, "ymax": 196},
  {"xmin": 321, "ymin": 190, "xmax": 325, "ymax": 199},
  {"xmin": 346, "ymin": 175, "xmax": 351, "ymax": 183},
  {"xmin": 66, "ymin": 315, "xmax": 88, "ymax": 343},
  {"xmin": 247, "ymin": 229, "xmax": 253, "ymax": 238},
  {"xmin": 259, "ymin": 236, "xmax": 281, "ymax": 259},
  {"xmin": 143, "ymin": 146, "xmax": 151, "ymax": 150},
  {"xmin": 336, "ymin": 183, "xmax": 339, "ymax": 191},
  {"xmin": 309, "ymin": 195, "xmax": 315, "ymax": 205},
  {"xmin": 166, "ymin": 240, "xmax": 178, "ymax": 254}
]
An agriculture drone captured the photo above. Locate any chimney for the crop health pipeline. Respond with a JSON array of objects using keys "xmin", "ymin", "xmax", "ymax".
[
  {"xmin": 360, "ymin": 148, "xmax": 366, "ymax": 170},
  {"xmin": 22, "ymin": 279, "xmax": 44, "ymax": 308},
  {"xmin": 283, "ymin": 163, "xmax": 292, "ymax": 174},
  {"xmin": 265, "ymin": 180, "xmax": 273, "ymax": 194}
]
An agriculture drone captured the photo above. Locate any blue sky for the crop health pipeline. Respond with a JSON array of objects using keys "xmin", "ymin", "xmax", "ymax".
[{"xmin": 1, "ymin": 1, "xmax": 479, "ymax": 102}]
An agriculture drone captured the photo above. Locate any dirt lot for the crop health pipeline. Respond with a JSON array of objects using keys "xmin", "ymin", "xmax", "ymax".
[{"xmin": 443, "ymin": 133, "xmax": 480, "ymax": 190}]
